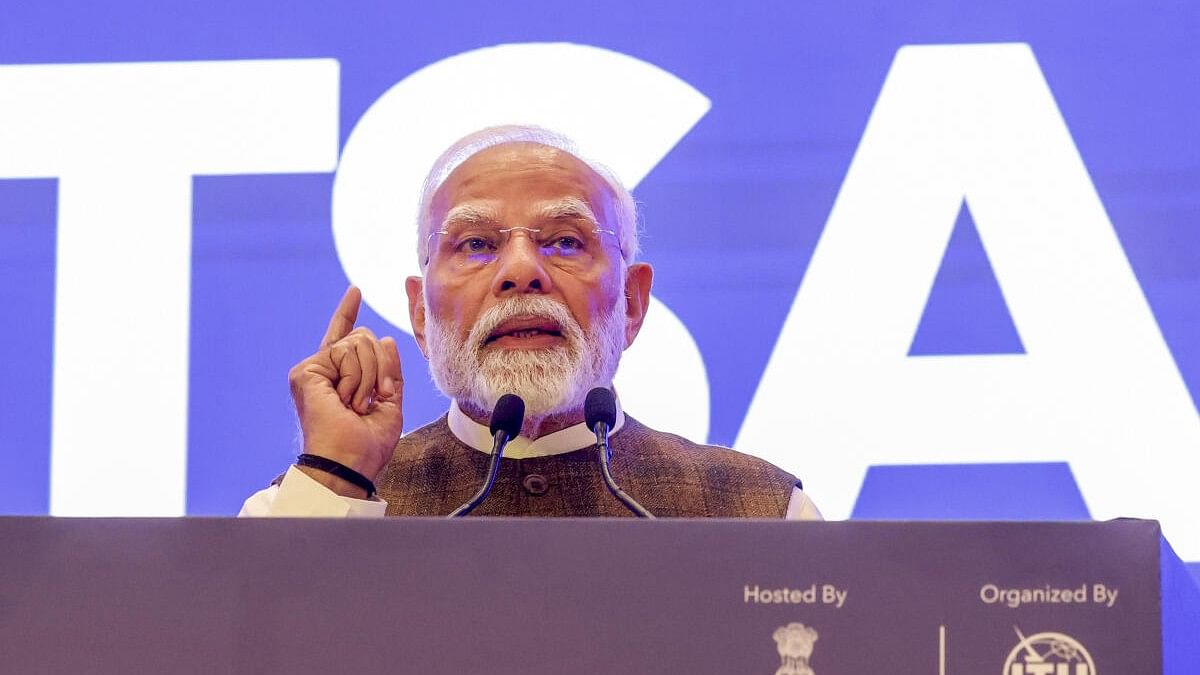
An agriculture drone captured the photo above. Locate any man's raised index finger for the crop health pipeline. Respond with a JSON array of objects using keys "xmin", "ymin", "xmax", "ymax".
[{"xmin": 321, "ymin": 286, "xmax": 362, "ymax": 348}]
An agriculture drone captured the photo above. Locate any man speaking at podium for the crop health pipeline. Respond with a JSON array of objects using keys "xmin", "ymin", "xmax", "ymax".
[{"xmin": 241, "ymin": 126, "xmax": 820, "ymax": 520}]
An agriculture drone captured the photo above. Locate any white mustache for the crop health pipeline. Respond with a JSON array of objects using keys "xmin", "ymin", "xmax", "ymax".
[{"xmin": 467, "ymin": 296, "xmax": 584, "ymax": 353}]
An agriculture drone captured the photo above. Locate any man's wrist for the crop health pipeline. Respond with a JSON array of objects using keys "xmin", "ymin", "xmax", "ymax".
[
  {"xmin": 300, "ymin": 444, "xmax": 381, "ymax": 477},
  {"xmin": 293, "ymin": 464, "xmax": 372, "ymax": 500},
  {"xmin": 295, "ymin": 453, "xmax": 376, "ymax": 499}
]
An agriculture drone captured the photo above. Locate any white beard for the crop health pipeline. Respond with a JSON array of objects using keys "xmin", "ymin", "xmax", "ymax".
[{"xmin": 425, "ymin": 292, "xmax": 626, "ymax": 428}]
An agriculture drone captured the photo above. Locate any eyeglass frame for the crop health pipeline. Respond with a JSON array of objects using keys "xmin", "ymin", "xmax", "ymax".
[{"xmin": 422, "ymin": 224, "xmax": 625, "ymax": 268}]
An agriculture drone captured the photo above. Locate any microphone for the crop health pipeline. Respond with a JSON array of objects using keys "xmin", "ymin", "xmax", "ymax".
[
  {"xmin": 585, "ymin": 387, "xmax": 654, "ymax": 518},
  {"xmin": 448, "ymin": 394, "xmax": 525, "ymax": 517}
]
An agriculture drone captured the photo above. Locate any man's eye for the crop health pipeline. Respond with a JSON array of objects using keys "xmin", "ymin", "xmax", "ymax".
[
  {"xmin": 546, "ymin": 236, "xmax": 585, "ymax": 255},
  {"xmin": 458, "ymin": 237, "xmax": 494, "ymax": 253}
]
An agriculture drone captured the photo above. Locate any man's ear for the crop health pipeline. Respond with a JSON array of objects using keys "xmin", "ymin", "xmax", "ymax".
[
  {"xmin": 405, "ymin": 276, "xmax": 429, "ymax": 358},
  {"xmin": 622, "ymin": 262, "xmax": 654, "ymax": 348}
]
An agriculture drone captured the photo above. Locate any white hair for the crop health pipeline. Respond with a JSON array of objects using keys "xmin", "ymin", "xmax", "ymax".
[{"xmin": 415, "ymin": 125, "xmax": 640, "ymax": 266}]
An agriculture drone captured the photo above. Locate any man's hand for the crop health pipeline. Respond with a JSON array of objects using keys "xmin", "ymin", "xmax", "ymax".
[{"xmin": 288, "ymin": 287, "xmax": 404, "ymax": 493}]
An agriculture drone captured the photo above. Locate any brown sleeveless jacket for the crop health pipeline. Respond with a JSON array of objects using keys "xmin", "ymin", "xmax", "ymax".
[{"xmin": 373, "ymin": 415, "xmax": 800, "ymax": 517}]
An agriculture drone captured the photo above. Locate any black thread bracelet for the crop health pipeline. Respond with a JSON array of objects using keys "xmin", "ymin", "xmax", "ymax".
[{"xmin": 295, "ymin": 454, "xmax": 376, "ymax": 498}]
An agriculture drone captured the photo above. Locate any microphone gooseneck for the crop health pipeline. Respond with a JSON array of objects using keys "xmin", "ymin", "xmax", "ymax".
[
  {"xmin": 585, "ymin": 387, "xmax": 654, "ymax": 518},
  {"xmin": 448, "ymin": 394, "xmax": 525, "ymax": 518}
]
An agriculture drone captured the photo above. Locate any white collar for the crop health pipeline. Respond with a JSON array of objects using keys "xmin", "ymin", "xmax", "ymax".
[{"xmin": 446, "ymin": 398, "xmax": 626, "ymax": 459}]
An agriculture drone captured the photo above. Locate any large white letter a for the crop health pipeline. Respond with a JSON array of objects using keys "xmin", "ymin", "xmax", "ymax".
[{"xmin": 737, "ymin": 43, "xmax": 1200, "ymax": 559}]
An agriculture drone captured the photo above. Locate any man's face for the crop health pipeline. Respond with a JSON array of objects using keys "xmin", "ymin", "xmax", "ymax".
[{"xmin": 405, "ymin": 142, "xmax": 651, "ymax": 418}]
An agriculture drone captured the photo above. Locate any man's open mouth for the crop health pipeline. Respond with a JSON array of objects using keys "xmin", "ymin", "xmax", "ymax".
[{"xmin": 484, "ymin": 316, "xmax": 565, "ymax": 345}]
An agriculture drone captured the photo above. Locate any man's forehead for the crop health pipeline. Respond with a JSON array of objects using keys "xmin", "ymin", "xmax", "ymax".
[
  {"xmin": 455, "ymin": 141, "xmax": 566, "ymax": 168},
  {"xmin": 432, "ymin": 142, "xmax": 614, "ymax": 214}
]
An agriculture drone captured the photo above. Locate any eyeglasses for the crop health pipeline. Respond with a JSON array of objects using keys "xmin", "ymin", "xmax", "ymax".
[{"xmin": 424, "ymin": 224, "xmax": 622, "ymax": 271}]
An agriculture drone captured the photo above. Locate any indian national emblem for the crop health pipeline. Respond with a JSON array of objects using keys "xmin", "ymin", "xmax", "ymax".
[
  {"xmin": 772, "ymin": 622, "xmax": 818, "ymax": 675},
  {"xmin": 1002, "ymin": 626, "xmax": 1096, "ymax": 675}
]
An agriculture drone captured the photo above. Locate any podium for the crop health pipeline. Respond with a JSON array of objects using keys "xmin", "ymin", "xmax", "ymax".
[{"xmin": 2, "ymin": 518, "xmax": 1196, "ymax": 674}]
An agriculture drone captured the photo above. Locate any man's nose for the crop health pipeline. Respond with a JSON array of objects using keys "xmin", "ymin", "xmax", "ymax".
[{"xmin": 491, "ymin": 234, "xmax": 553, "ymax": 295}]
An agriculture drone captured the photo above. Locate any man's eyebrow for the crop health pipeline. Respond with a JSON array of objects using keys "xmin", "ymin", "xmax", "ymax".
[
  {"xmin": 440, "ymin": 203, "xmax": 498, "ymax": 229},
  {"xmin": 536, "ymin": 197, "xmax": 599, "ymax": 226}
]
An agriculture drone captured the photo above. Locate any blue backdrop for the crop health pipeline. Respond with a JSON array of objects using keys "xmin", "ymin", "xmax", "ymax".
[{"xmin": 1, "ymin": 2, "xmax": 1197, "ymax": 580}]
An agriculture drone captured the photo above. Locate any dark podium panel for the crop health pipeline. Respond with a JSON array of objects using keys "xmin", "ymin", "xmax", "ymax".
[{"xmin": 1, "ymin": 518, "xmax": 1196, "ymax": 674}]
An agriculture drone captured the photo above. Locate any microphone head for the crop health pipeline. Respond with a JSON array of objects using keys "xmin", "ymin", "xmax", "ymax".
[
  {"xmin": 584, "ymin": 387, "xmax": 617, "ymax": 431},
  {"xmin": 489, "ymin": 394, "xmax": 525, "ymax": 439}
]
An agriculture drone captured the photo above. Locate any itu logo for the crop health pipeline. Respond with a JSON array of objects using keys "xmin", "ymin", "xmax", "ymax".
[
  {"xmin": 1003, "ymin": 626, "xmax": 1096, "ymax": 675},
  {"xmin": 772, "ymin": 622, "xmax": 818, "ymax": 675}
]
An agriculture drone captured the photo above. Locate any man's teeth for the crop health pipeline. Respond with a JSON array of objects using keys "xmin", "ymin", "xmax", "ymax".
[{"xmin": 510, "ymin": 329, "xmax": 545, "ymax": 338}]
